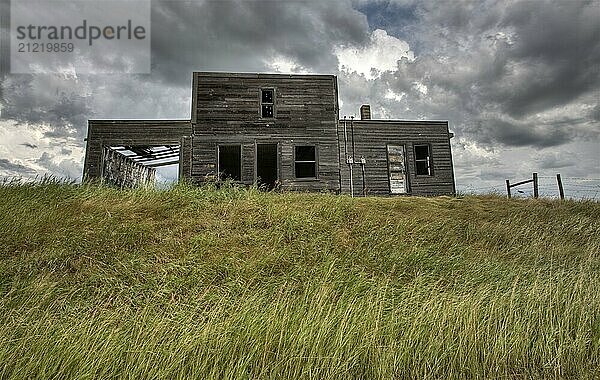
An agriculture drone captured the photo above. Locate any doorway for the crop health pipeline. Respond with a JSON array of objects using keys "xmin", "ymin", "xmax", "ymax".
[
  {"xmin": 256, "ymin": 144, "xmax": 278, "ymax": 190},
  {"xmin": 218, "ymin": 145, "xmax": 242, "ymax": 181},
  {"xmin": 387, "ymin": 144, "xmax": 408, "ymax": 194}
]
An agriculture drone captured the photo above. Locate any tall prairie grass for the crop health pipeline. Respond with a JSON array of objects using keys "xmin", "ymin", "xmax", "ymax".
[{"xmin": 0, "ymin": 181, "xmax": 598, "ymax": 379}]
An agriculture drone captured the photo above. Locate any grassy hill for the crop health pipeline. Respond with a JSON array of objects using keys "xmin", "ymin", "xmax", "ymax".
[{"xmin": 0, "ymin": 182, "xmax": 599, "ymax": 379}]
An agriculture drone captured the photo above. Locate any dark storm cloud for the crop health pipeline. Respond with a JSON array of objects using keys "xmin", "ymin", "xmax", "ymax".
[
  {"xmin": 472, "ymin": 117, "xmax": 573, "ymax": 148},
  {"xmin": 462, "ymin": 114, "xmax": 599, "ymax": 148},
  {"xmin": 0, "ymin": 158, "xmax": 35, "ymax": 174},
  {"xmin": 493, "ymin": 0, "xmax": 600, "ymax": 117},
  {"xmin": 354, "ymin": 0, "xmax": 419, "ymax": 39},
  {"xmin": 591, "ymin": 104, "xmax": 600, "ymax": 122},
  {"xmin": 150, "ymin": 0, "xmax": 369, "ymax": 86},
  {"xmin": 1, "ymin": 75, "xmax": 92, "ymax": 139},
  {"xmin": 366, "ymin": 0, "xmax": 600, "ymax": 149}
]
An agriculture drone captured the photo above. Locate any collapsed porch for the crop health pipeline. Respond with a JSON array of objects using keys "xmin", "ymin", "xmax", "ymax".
[{"xmin": 83, "ymin": 120, "xmax": 192, "ymax": 187}]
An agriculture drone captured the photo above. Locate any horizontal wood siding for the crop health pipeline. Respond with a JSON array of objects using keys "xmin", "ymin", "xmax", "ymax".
[
  {"xmin": 192, "ymin": 72, "xmax": 340, "ymax": 191},
  {"xmin": 337, "ymin": 121, "xmax": 455, "ymax": 196},
  {"xmin": 83, "ymin": 120, "xmax": 192, "ymax": 180}
]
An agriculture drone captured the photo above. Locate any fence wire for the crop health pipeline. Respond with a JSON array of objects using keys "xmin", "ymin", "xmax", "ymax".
[
  {"xmin": 461, "ymin": 176, "xmax": 600, "ymax": 200},
  {"xmin": 539, "ymin": 176, "xmax": 599, "ymax": 200}
]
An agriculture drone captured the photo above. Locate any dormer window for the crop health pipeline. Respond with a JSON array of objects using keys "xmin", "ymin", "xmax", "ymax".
[{"xmin": 261, "ymin": 89, "xmax": 274, "ymax": 118}]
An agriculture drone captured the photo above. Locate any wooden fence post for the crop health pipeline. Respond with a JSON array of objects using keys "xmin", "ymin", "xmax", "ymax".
[
  {"xmin": 557, "ymin": 173, "xmax": 564, "ymax": 200},
  {"xmin": 533, "ymin": 172, "xmax": 538, "ymax": 198},
  {"xmin": 506, "ymin": 179, "xmax": 511, "ymax": 198}
]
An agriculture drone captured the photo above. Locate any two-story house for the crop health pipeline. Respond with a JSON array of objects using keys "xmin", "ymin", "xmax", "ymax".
[{"xmin": 83, "ymin": 72, "xmax": 456, "ymax": 196}]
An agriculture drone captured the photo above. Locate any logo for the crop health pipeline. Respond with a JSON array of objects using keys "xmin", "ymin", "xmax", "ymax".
[{"xmin": 10, "ymin": 0, "xmax": 151, "ymax": 74}]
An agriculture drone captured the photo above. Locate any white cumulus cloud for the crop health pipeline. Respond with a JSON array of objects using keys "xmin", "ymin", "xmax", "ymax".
[{"xmin": 335, "ymin": 29, "xmax": 414, "ymax": 79}]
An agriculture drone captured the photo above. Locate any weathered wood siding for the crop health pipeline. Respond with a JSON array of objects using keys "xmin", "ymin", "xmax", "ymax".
[
  {"xmin": 191, "ymin": 72, "xmax": 340, "ymax": 191},
  {"xmin": 337, "ymin": 120, "xmax": 455, "ymax": 196},
  {"xmin": 83, "ymin": 120, "xmax": 192, "ymax": 180}
]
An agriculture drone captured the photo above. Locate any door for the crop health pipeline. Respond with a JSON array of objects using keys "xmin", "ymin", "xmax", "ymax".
[
  {"xmin": 218, "ymin": 145, "xmax": 242, "ymax": 181},
  {"xmin": 256, "ymin": 144, "xmax": 278, "ymax": 190},
  {"xmin": 387, "ymin": 145, "xmax": 407, "ymax": 194}
]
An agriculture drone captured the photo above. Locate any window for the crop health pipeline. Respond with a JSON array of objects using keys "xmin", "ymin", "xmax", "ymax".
[
  {"xmin": 295, "ymin": 146, "xmax": 316, "ymax": 179},
  {"xmin": 414, "ymin": 144, "xmax": 432, "ymax": 176},
  {"xmin": 260, "ymin": 89, "xmax": 274, "ymax": 118},
  {"xmin": 218, "ymin": 145, "xmax": 241, "ymax": 181}
]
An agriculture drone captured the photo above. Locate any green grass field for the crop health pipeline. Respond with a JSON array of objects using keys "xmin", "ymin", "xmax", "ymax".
[{"xmin": 0, "ymin": 181, "xmax": 598, "ymax": 379}]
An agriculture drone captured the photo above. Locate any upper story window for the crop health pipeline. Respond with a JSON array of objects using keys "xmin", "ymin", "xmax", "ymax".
[
  {"xmin": 414, "ymin": 144, "xmax": 432, "ymax": 176},
  {"xmin": 261, "ymin": 89, "xmax": 274, "ymax": 118}
]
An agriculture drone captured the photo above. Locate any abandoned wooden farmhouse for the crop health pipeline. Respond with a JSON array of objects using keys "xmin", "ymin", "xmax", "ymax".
[{"xmin": 83, "ymin": 72, "xmax": 456, "ymax": 196}]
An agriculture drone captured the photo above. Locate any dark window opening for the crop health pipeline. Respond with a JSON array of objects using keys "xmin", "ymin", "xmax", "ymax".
[
  {"xmin": 414, "ymin": 144, "xmax": 432, "ymax": 176},
  {"xmin": 261, "ymin": 89, "xmax": 273, "ymax": 103},
  {"xmin": 256, "ymin": 144, "xmax": 278, "ymax": 190},
  {"xmin": 262, "ymin": 104, "xmax": 273, "ymax": 118},
  {"xmin": 295, "ymin": 146, "xmax": 316, "ymax": 179},
  {"xmin": 261, "ymin": 89, "xmax": 274, "ymax": 118},
  {"xmin": 218, "ymin": 145, "xmax": 241, "ymax": 181}
]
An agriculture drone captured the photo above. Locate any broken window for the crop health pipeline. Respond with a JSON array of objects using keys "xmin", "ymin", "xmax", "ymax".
[
  {"xmin": 295, "ymin": 145, "xmax": 316, "ymax": 178},
  {"xmin": 261, "ymin": 89, "xmax": 274, "ymax": 118},
  {"xmin": 218, "ymin": 145, "xmax": 241, "ymax": 181},
  {"xmin": 414, "ymin": 144, "xmax": 432, "ymax": 176}
]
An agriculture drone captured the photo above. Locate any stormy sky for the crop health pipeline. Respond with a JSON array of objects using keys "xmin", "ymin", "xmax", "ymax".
[{"xmin": 1, "ymin": 0, "xmax": 599, "ymax": 198}]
